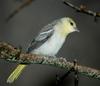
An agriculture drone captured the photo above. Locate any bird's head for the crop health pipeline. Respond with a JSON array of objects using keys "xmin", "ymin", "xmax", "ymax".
[
  {"xmin": 56, "ymin": 17, "xmax": 79, "ymax": 37},
  {"xmin": 61, "ymin": 17, "xmax": 79, "ymax": 33}
]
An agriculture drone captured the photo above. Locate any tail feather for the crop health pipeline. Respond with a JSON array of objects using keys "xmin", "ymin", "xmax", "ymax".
[{"xmin": 7, "ymin": 64, "xmax": 27, "ymax": 83}]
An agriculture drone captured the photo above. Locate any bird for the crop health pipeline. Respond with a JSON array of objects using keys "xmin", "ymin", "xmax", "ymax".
[{"xmin": 7, "ymin": 17, "xmax": 79, "ymax": 83}]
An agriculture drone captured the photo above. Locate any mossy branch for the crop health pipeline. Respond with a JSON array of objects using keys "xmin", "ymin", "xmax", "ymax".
[{"xmin": 0, "ymin": 42, "xmax": 100, "ymax": 80}]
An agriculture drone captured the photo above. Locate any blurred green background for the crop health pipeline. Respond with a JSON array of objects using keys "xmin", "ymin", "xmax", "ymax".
[{"xmin": 0, "ymin": 0, "xmax": 100, "ymax": 86}]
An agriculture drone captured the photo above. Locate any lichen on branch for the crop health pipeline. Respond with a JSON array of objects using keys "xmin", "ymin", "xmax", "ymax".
[{"xmin": 0, "ymin": 42, "xmax": 100, "ymax": 80}]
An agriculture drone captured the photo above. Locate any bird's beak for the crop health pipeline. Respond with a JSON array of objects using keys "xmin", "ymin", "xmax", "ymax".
[{"xmin": 75, "ymin": 27, "xmax": 80, "ymax": 32}]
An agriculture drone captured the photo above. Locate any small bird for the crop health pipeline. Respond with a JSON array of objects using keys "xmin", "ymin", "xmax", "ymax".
[{"xmin": 7, "ymin": 17, "xmax": 79, "ymax": 83}]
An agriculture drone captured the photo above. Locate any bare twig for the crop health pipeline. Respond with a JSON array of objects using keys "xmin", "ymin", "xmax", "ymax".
[
  {"xmin": 6, "ymin": 0, "xmax": 100, "ymax": 22},
  {"xmin": 0, "ymin": 42, "xmax": 100, "ymax": 80},
  {"xmin": 63, "ymin": 0, "xmax": 100, "ymax": 21},
  {"xmin": 6, "ymin": 0, "xmax": 34, "ymax": 22}
]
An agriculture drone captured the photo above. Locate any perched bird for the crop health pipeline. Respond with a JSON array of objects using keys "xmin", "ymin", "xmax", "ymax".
[{"xmin": 7, "ymin": 17, "xmax": 79, "ymax": 83}]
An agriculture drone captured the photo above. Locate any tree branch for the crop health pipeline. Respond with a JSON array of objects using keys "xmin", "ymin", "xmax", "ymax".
[
  {"xmin": 6, "ymin": 0, "xmax": 100, "ymax": 22},
  {"xmin": 0, "ymin": 42, "xmax": 100, "ymax": 80},
  {"xmin": 6, "ymin": 0, "xmax": 34, "ymax": 22},
  {"xmin": 63, "ymin": 0, "xmax": 100, "ymax": 21}
]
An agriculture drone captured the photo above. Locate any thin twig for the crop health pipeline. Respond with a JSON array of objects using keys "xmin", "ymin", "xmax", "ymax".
[
  {"xmin": 0, "ymin": 42, "xmax": 100, "ymax": 80},
  {"xmin": 6, "ymin": 0, "xmax": 100, "ymax": 22},
  {"xmin": 63, "ymin": 0, "xmax": 100, "ymax": 21},
  {"xmin": 6, "ymin": 0, "xmax": 34, "ymax": 22}
]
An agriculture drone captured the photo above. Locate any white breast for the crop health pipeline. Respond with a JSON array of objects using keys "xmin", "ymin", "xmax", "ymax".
[{"xmin": 32, "ymin": 31, "xmax": 66, "ymax": 56}]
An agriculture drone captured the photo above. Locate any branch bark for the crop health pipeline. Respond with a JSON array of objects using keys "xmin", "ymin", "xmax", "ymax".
[{"xmin": 0, "ymin": 42, "xmax": 100, "ymax": 80}]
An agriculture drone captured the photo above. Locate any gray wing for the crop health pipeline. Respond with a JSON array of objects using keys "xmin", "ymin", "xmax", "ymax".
[{"xmin": 27, "ymin": 19, "xmax": 59, "ymax": 53}]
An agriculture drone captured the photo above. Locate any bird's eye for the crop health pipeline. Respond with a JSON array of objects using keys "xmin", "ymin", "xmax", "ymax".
[{"xmin": 70, "ymin": 22, "xmax": 73, "ymax": 26}]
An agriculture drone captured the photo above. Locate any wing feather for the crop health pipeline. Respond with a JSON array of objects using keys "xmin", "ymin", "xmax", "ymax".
[{"xmin": 27, "ymin": 19, "xmax": 59, "ymax": 53}]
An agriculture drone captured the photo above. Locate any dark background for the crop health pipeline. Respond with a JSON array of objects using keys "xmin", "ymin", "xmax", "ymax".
[{"xmin": 0, "ymin": 0, "xmax": 100, "ymax": 86}]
